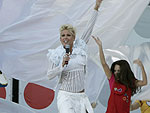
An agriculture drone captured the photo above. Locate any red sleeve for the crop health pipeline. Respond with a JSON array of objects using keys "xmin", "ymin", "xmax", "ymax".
[{"xmin": 109, "ymin": 74, "xmax": 115, "ymax": 90}]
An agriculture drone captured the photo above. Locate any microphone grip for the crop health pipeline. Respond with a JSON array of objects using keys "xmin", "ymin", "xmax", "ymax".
[
  {"xmin": 64, "ymin": 54, "xmax": 69, "ymax": 66},
  {"xmin": 64, "ymin": 44, "xmax": 70, "ymax": 66},
  {"xmin": 65, "ymin": 61, "xmax": 68, "ymax": 65}
]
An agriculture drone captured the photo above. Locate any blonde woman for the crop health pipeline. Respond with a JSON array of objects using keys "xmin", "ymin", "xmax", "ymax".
[{"xmin": 47, "ymin": 0, "xmax": 103, "ymax": 113}]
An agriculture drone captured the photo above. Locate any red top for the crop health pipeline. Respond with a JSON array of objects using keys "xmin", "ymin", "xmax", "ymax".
[{"xmin": 106, "ymin": 74, "xmax": 131, "ymax": 113}]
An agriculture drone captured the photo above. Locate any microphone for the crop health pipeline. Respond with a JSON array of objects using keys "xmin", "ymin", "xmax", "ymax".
[{"xmin": 65, "ymin": 44, "xmax": 70, "ymax": 65}]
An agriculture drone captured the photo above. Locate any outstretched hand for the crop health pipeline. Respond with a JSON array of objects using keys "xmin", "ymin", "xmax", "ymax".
[
  {"xmin": 92, "ymin": 36, "xmax": 102, "ymax": 47},
  {"xmin": 96, "ymin": 0, "xmax": 103, "ymax": 6},
  {"xmin": 91, "ymin": 102, "xmax": 97, "ymax": 108},
  {"xmin": 94, "ymin": 0, "xmax": 103, "ymax": 10},
  {"xmin": 133, "ymin": 59, "xmax": 143, "ymax": 66}
]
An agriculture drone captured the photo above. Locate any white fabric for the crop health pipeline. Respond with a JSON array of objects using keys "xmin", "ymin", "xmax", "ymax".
[
  {"xmin": 60, "ymin": 69, "xmax": 85, "ymax": 93},
  {"xmin": 0, "ymin": 98, "xmax": 36, "ymax": 113},
  {"xmin": 0, "ymin": 0, "xmax": 35, "ymax": 31},
  {"xmin": 57, "ymin": 90, "xmax": 94, "ymax": 113},
  {"xmin": 0, "ymin": 0, "xmax": 150, "ymax": 109}
]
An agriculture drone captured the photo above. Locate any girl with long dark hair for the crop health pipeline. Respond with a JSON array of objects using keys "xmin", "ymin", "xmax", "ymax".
[{"xmin": 92, "ymin": 36, "xmax": 147, "ymax": 113}]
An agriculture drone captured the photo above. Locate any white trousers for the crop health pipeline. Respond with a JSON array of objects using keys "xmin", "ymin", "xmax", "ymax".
[{"xmin": 57, "ymin": 90, "xmax": 94, "ymax": 113}]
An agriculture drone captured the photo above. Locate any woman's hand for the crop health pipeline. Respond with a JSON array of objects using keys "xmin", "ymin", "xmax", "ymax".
[
  {"xmin": 91, "ymin": 102, "xmax": 97, "ymax": 108},
  {"xmin": 94, "ymin": 0, "xmax": 103, "ymax": 11},
  {"xmin": 62, "ymin": 53, "xmax": 70, "ymax": 67},
  {"xmin": 92, "ymin": 36, "xmax": 102, "ymax": 47},
  {"xmin": 133, "ymin": 59, "xmax": 143, "ymax": 66}
]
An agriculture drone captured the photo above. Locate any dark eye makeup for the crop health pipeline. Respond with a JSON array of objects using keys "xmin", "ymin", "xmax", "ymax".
[{"xmin": 61, "ymin": 34, "xmax": 71, "ymax": 37}]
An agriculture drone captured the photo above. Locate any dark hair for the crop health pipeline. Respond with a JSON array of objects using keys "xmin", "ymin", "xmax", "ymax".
[{"xmin": 110, "ymin": 60, "xmax": 139, "ymax": 96}]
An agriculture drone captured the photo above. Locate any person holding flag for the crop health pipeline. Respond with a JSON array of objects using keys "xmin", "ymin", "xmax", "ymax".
[{"xmin": 0, "ymin": 71, "xmax": 8, "ymax": 87}]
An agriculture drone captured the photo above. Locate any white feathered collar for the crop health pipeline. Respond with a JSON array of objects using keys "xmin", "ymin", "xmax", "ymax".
[{"xmin": 47, "ymin": 38, "xmax": 87, "ymax": 66}]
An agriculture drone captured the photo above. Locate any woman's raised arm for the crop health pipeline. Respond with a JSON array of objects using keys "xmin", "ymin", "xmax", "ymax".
[
  {"xmin": 92, "ymin": 36, "xmax": 112, "ymax": 79},
  {"xmin": 133, "ymin": 59, "xmax": 147, "ymax": 87},
  {"xmin": 80, "ymin": 0, "xmax": 103, "ymax": 43}
]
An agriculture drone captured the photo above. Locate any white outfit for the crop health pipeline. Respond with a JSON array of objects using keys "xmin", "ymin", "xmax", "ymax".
[
  {"xmin": 57, "ymin": 90, "xmax": 94, "ymax": 113},
  {"xmin": 47, "ymin": 10, "xmax": 98, "ymax": 113}
]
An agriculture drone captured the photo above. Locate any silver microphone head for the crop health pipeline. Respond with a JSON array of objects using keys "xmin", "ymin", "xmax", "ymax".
[
  {"xmin": 65, "ymin": 44, "xmax": 70, "ymax": 54},
  {"xmin": 65, "ymin": 44, "xmax": 70, "ymax": 48}
]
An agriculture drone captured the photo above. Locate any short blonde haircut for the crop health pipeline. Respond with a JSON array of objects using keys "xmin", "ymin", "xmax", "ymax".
[{"xmin": 59, "ymin": 24, "xmax": 76, "ymax": 36}]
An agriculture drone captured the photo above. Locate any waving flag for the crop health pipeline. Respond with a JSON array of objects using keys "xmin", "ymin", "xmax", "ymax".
[{"xmin": 0, "ymin": 0, "xmax": 150, "ymax": 113}]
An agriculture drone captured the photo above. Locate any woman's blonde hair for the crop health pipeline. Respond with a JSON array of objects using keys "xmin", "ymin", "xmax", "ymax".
[{"xmin": 59, "ymin": 24, "xmax": 76, "ymax": 36}]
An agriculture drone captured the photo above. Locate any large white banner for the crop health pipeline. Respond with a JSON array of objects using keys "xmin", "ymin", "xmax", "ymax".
[{"xmin": 0, "ymin": 0, "xmax": 150, "ymax": 113}]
